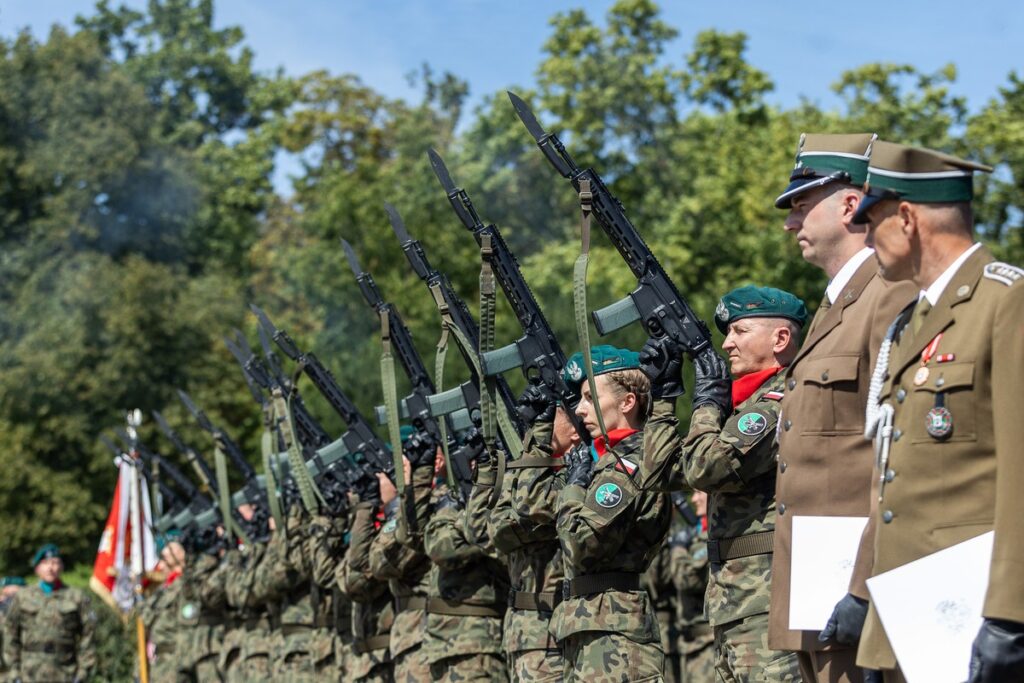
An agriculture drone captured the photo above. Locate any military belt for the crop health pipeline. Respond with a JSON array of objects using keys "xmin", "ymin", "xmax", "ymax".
[
  {"xmin": 506, "ymin": 456, "xmax": 561, "ymax": 469},
  {"xmin": 509, "ymin": 588, "xmax": 560, "ymax": 612},
  {"xmin": 353, "ymin": 634, "xmax": 392, "ymax": 654},
  {"xmin": 280, "ymin": 623, "xmax": 313, "ymax": 637},
  {"xmin": 22, "ymin": 642, "xmax": 74, "ymax": 655},
  {"xmin": 707, "ymin": 530, "xmax": 775, "ymax": 564},
  {"xmin": 395, "ymin": 595, "xmax": 427, "ymax": 613},
  {"xmin": 565, "ymin": 571, "xmax": 640, "ymax": 599},
  {"xmin": 426, "ymin": 597, "xmax": 505, "ymax": 618}
]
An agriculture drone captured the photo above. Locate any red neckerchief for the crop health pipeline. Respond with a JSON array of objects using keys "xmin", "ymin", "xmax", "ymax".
[
  {"xmin": 165, "ymin": 571, "xmax": 181, "ymax": 587},
  {"xmin": 731, "ymin": 366, "xmax": 783, "ymax": 409},
  {"xmin": 593, "ymin": 428, "xmax": 637, "ymax": 458}
]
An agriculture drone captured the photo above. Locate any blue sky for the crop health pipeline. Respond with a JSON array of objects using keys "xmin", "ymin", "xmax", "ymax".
[{"xmin": 4, "ymin": 1, "xmax": 1021, "ymax": 191}]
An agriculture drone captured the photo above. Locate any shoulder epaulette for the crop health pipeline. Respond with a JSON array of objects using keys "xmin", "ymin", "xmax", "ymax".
[{"xmin": 983, "ymin": 262, "xmax": 1024, "ymax": 286}]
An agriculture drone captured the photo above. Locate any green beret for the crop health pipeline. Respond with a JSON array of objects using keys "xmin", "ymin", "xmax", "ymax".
[
  {"xmin": 400, "ymin": 425, "xmax": 415, "ymax": 444},
  {"xmin": 715, "ymin": 286, "xmax": 809, "ymax": 334},
  {"xmin": 156, "ymin": 529, "xmax": 182, "ymax": 553},
  {"xmin": 562, "ymin": 345, "xmax": 641, "ymax": 385},
  {"xmin": 852, "ymin": 140, "xmax": 993, "ymax": 224},
  {"xmin": 775, "ymin": 133, "xmax": 877, "ymax": 209},
  {"xmin": 31, "ymin": 544, "xmax": 60, "ymax": 568},
  {"xmin": 1, "ymin": 576, "xmax": 26, "ymax": 587}
]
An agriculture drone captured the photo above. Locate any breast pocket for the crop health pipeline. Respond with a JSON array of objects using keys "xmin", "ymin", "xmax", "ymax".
[
  {"xmin": 799, "ymin": 354, "xmax": 862, "ymax": 435},
  {"xmin": 909, "ymin": 361, "xmax": 976, "ymax": 443}
]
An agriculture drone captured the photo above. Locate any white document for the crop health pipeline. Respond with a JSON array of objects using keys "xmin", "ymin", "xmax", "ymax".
[
  {"xmin": 866, "ymin": 531, "xmax": 992, "ymax": 683},
  {"xmin": 788, "ymin": 515, "xmax": 869, "ymax": 630}
]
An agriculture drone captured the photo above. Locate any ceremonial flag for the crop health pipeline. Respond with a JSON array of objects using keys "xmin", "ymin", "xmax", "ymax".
[{"xmin": 90, "ymin": 454, "xmax": 157, "ymax": 612}]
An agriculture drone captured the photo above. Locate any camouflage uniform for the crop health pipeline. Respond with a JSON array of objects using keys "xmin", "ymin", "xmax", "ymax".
[
  {"xmin": 176, "ymin": 552, "xmax": 226, "ymax": 682},
  {"xmin": 423, "ymin": 466, "xmax": 509, "ymax": 682},
  {"xmin": 643, "ymin": 539, "xmax": 680, "ymax": 683},
  {"xmin": 307, "ymin": 512, "xmax": 353, "ymax": 681},
  {"xmin": 368, "ymin": 462, "xmax": 435, "ymax": 683},
  {"xmin": 643, "ymin": 375, "xmax": 802, "ymax": 681},
  {"xmin": 225, "ymin": 542, "xmax": 275, "ymax": 682},
  {"xmin": 251, "ymin": 507, "xmax": 326, "ymax": 682},
  {"xmin": 338, "ymin": 501, "xmax": 394, "ymax": 682},
  {"xmin": 555, "ymin": 431, "xmax": 670, "ymax": 683},
  {"xmin": 140, "ymin": 573, "xmax": 185, "ymax": 683},
  {"xmin": 489, "ymin": 420, "xmax": 565, "ymax": 683},
  {"xmin": 1, "ymin": 583, "xmax": 96, "ymax": 683},
  {"xmin": 670, "ymin": 528, "xmax": 714, "ymax": 683}
]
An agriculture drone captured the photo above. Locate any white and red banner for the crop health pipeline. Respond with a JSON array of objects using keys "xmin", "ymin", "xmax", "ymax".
[{"xmin": 90, "ymin": 454, "xmax": 157, "ymax": 612}]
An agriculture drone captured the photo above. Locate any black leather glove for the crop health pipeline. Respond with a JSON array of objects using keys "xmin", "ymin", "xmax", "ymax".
[
  {"xmin": 354, "ymin": 472, "xmax": 381, "ymax": 507},
  {"xmin": 968, "ymin": 618, "xmax": 1024, "ymax": 683},
  {"xmin": 818, "ymin": 593, "xmax": 869, "ymax": 645},
  {"xmin": 434, "ymin": 492, "xmax": 463, "ymax": 513},
  {"xmin": 404, "ymin": 430, "xmax": 437, "ymax": 469},
  {"xmin": 640, "ymin": 336, "xmax": 685, "ymax": 399},
  {"xmin": 691, "ymin": 346, "xmax": 732, "ymax": 415},
  {"xmin": 563, "ymin": 443, "xmax": 595, "ymax": 489},
  {"xmin": 516, "ymin": 380, "xmax": 558, "ymax": 425}
]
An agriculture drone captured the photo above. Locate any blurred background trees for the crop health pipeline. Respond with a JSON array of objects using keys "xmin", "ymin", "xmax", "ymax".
[{"xmin": 1, "ymin": 0, "xmax": 1020, "ymax": 572}]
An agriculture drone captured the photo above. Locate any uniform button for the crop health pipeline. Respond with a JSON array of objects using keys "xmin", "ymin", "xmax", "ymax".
[
  {"xmin": 885, "ymin": 469, "xmax": 895, "ymax": 483},
  {"xmin": 896, "ymin": 389, "xmax": 906, "ymax": 403},
  {"xmin": 936, "ymin": 378, "xmax": 945, "ymax": 388},
  {"xmin": 780, "ymin": 462, "xmax": 787, "ymax": 473},
  {"xmin": 788, "ymin": 379, "xmax": 796, "ymax": 390},
  {"xmin": 882, "ymin": 510, "xmax": 894, "ymax": 524},
  {"xmin": 778, "ymin": 503, "xmax": 786, "ymax": 515},
  {"xmin": 893, "ymin": 429, "xmax": 902, "ymax": 442},
  {"xmin": 821, "ymin": 371, "xmax": 829, "ymax": 381},
  {"xmin": 784, "ymin": 419, "xmax": 792, "ymax": 431}
]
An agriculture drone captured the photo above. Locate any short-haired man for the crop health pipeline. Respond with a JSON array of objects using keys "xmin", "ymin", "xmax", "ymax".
[
  {"xmin": 554, "ymin": 345, "xmax": 671, "ymax": 682},
  {"xmin": 853, "ymin": 141, "xmax": 1023, "ymax": 683},
  {"xmin": 641, "ymin": 285, "xmax": 809, "ymax": 681},
  {"xmin": 2, "ymin": 544, "xmax": 96, "ymax": 683},
  {"xmin": 768, "ymin": 134, "xmax": 917, "ymax": 682}
]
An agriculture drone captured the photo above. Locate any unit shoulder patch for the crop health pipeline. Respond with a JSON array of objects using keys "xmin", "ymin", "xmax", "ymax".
[
  {"xmin": 594, "ymin": 482, "xmax": 623, "ymax": 508},
  {"xmin": 736, "ymin": 411, "xmax": 768, "ymax": 436},
  {"xmin": 984, "ymin": 262, "xmax": 1024, "ymax": 286}
]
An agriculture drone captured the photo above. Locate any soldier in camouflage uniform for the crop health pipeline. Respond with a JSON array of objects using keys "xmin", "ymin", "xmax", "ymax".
[
  {"xmin": 555, "ymin": 346, "xmax": 671, "ymax": 683},
  {"xmin": 224, "ymin": 538, "xmax": 276, "ymax": 681},
  {"xmin": 640, "ymin": 286, "xmax": 808, "ymax": 682},
  {"xmin": 2, "ymin": 544, "xmax": 96, "ymax": 683},
  {"xmin": 141, "ymin": 539, "xmax": 186, "ymax": 683},
  {"xmin": 643, "ymin": 533, "xmax": 680, "ymax": 683},
  {"xmin": 670, "ymin": 491, "xmax": 713, "ymax": 683},
  {"xmin": 336, "ymin": 474, "xmax": 395, "ymax": 682},
  {"xmin": 490, "ymin": 378, "xmax": 580, "ymax": 682},
  {"xmin": 0, "ymin": 576, "xmax": 26, "ymax": 678},
  {"xmin": 423, "ymin": 439, "xmax": 510, "ymax": 682},
  {"xmin": 176, "ymin": 533, "xmax": 228, "ymax": 682},
  {"xmin": 307, "ymin": 506, "xmax": 354, "ymax": 681},
  {"xmin": 368, "ymin": 450, "xmax": 438, "ymax": 682}
]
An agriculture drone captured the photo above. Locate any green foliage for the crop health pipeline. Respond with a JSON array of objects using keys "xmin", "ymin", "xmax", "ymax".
[{"xmin": 1, "ymin": 0, "xmax": 1021, "ymax": 605}]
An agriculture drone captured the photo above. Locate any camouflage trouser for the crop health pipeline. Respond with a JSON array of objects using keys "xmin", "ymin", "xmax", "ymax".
[
  {"xmin": 14, "ymin": 654, "xmax": 80, "ymax": 683},
  {"xmin": 429, "ymin": 652, "xmax": 509, "ymax": 682},
  {"xmin": 681, "ymin": 640, "xmax": 715, "ymax": 682},
  {"xmin": 192, "ymin": 653, "xmax": 223, "ymax": 682},
  {"xmin": 271, "ymin": 628, "xmax": 316, "ymax": 682},
  {"xmin": 562, "ymin": 632, "xmax": 665, "ymax": 682},
  {"xmin": 713, "ymin": 614, "xmax": 801, "ymax": 682},
  {"xmin": 392, "ymin": 644, "xmax": 431, "ymax": 683},
  {"xmin": 509, "ymin": 647, "xmax": 563, "ymax": 682}
]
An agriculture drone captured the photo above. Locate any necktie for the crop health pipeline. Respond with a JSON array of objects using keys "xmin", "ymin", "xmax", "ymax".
[{"xmin": 911, "ymin": 299, "xmax": 932, "ymax": 334}]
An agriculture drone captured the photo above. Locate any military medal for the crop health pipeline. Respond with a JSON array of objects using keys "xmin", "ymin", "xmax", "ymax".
[
  {"xmin": 913, "ymin": 333, "xmax": 944, "ymax": 386},
  {"xmin": 926, "ymin": 392, "xmax": 953, "ymax": 440}
]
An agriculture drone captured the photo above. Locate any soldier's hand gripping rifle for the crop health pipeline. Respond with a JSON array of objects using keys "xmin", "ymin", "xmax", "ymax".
[
  {"xmin": 507, "ymin": 92, "xmax": 712, "ymax": 355},
  {"xmin": 249, "ymin": 304, "xmax": 394, "ymax": 480},
  {"xmin": 427, "ymin": 148, "xmax": 592, "ymax": 446}
]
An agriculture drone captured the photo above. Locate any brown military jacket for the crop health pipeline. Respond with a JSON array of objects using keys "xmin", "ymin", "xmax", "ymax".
[
  {"xmin": 858, "ymin": 247, "xmax": 1024, "ymax": 669},
  {"xmin": 769, "ymin": 256, "xmax": 916, "ymax": 652}
]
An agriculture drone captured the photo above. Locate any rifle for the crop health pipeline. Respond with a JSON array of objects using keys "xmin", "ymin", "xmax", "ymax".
[
  {"xmin": 100, "ymin": 435, "xmax": 185, "ymax": 518},
  {"xmin": 152, "ymin": 410, "xmax": 218, "ymax": 495},
  {"xmin": 670, "ymin": 491, "xmax": 700, "ymax": 527},
  {"xmin": 250, "ymin": 304, "xmax": 394, "ymax": 479},
  {"xmin": 342, "ymin": 240, "xmax": 450, "ymax": 447},
  {"xmin": 224, "ymin": 331, "xmax": 332, "ymax": 450},
  {"xmin": 385, "ymin": 203, "xmax": 524, "ymax": 438},
  {"xmin": 507, "ymin": 92, "xmax": 712, "ymax": 354},
  {"xmin": 427, "ymin": 148, "xmax": 592, "ymax": 445}
]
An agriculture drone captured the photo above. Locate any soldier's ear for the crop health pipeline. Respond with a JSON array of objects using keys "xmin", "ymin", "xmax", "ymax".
[{"xmin": 897, "ymin": 201, "xmax": 918, "ymax": 239}]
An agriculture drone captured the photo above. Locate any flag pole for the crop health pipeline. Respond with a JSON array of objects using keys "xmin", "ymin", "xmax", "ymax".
[{"xmin": 127, "ymin": 409, "xmax": 149, "ymax": 683}]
